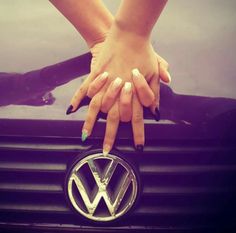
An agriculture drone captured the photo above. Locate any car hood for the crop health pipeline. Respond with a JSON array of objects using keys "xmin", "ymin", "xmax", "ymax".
[{"xmin": 0, "ymin": 53, "xmax": 236, "ymax": 141}]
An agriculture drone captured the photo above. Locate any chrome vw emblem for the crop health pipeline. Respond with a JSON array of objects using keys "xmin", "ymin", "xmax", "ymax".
[{"xmin": 67, "ymin": 153, "xmax": 138, "ymax": 221}]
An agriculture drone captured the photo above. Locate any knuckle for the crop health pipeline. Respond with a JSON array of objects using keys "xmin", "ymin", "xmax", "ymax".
[
  {"xmin": 153, "ymin": 72, "xmax": 159, "ymax": 79},
  {"xmin": 120, "ymin": 115, "xmax": 131, "ymax": 122},
  {"xmin": 101, "ymin": 95, "xmax": 114, "ymax": 111},
  {"xmin": 85, "ymin": 115, "xmax": 93, "ymax": 126},
  {"xmin": 108, "ymin": 109, "xmax": 119, "ymax": 122},
  {"xmin": 161, "ymin": 61, "xmax": 169, "ymax": 70},
  {"xmin": 78, "ymin": 85, "xmax": 86, "ymax": 95},
  {"xmin": 101, "ymin": 105, "xmax": 108, "ymax": 113},
  {"xmin": 132, "ymin": 112, "xmax": 143, "ymax": 123},
  {"xmin": 120, "ymin": 99, "xmax": 130, "ymax": 108},
  {"xmin": 74, "ymin": 86, "xmax": 86, "ymax": 100},
  {"xmin": 143, "ymin": 94, "xmax": 155, "ymax": 107},
  {"xmin": 104, "ymin": 94, "xmax": 114, "ymax": 103},
  {"xmin": 92, "ymin": 67, "xmax": 101, "ymax": 76},
  {"xmin": 88, "ymin": 84, "xmax": 96, "ymax": 95},
  {"xmin": 137, "ymin": 84, "xmax": 146, "ymax": 93},
  {"xmin": 89, "ymin": 98, "xmax": 100, "ymax": 111},
  {"xmin": 149, "ymin": 94, "xmax": 155, "ymax": 105},
  {"xmin": 143, "ymin": 100, "xmax": 152, "ymax": 107}
]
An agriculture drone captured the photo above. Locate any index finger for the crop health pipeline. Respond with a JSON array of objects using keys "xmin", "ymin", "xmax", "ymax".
[
  {"xmin": 132, "ymin": 68, "xmax": 155, "ymax": 107},
  {"xmin": 68, "ymin": 71, "xmax": 98, "ymax": 113}
]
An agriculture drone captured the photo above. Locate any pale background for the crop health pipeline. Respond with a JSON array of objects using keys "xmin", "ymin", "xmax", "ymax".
[{"xmin": 0, "ymin": 0, "xmax": 236, "ymax": 98}]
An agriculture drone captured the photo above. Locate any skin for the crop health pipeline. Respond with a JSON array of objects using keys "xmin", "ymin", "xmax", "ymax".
[
  {"xmin": 50, "ymin": 0, "xmax": 171, "ymax": 154},
  {"xmin": 49, "ymin": 0, "xmax": 113, "ymax": 48}
]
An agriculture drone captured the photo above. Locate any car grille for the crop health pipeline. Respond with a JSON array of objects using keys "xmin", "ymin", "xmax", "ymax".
[{"xmin": 0, "ymin": 135, "xmax": 236, "ymax": 232}]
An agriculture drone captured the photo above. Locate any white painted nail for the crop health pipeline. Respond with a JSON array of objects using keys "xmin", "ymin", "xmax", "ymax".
[
  {"xmin": 112, "ymin": 77, "xmax": 122, "ymax": 89},
  {"xmin": 100, "ymin": 71, "xmax": 109, "ymax": 80},
  {"xmin": 166, "ymin": 71, "xmax": 171, "ymax": 83},
  {"xmin": 103, "ymin": 144, "xmax": 111, "ymax": 156},
  {"xmin": 132, "ymin": 68, "xmax": 140, "ymax": 78},
  {"xmin": 124, "ymin": 82, "xmax": 132, "ymax": 93}
]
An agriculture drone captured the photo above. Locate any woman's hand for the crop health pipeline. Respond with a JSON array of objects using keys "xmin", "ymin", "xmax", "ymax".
[
  {"xmin": 66, "ymin": 24, "xmax": 171, "ymax": 153},
  {"xmin": 68, "ymin": 23, "xmax": 171, "ymax": 114},
  {"xmin": 89, "ymin": 23, "xmax": 159, "ymax": 111},
  {"xmin": 80, "ymin": 68, "xmax": 161, "ymax": 154},
  {"xmin": 83, "ymin": 75, "xmax": 148, "ymax": 154}
]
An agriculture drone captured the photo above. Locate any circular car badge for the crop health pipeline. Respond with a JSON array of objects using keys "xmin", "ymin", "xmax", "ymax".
[{"xmin": 66, "ymin": 152, "xmax": 138, "ymax": 222}]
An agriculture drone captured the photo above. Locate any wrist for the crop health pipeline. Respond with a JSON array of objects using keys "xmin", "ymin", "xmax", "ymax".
[
  {"xmin": 87, "ymin": 31, "xmax": 108, "ymax": 49},
  {"xmin": 86, "ymin": 15, "xmax": 114, "ymax": 49},
  {"xmin": 113, "ymin": 17, "xmax": 151, "ymax": 40},
  {"xmin": 109, "ymin": 19, "xmax": 150, "ymax": 49}
]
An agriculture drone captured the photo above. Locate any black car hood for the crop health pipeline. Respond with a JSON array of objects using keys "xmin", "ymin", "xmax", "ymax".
[{"xmin": 0, "ymin": 53, "xmax": 236, "ymax": 141}]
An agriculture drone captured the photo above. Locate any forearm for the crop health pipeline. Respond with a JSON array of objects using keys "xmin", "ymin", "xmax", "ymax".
[
  {"xmin": 49, "ymin": 0, "xmax": 113, "ymax": 48},
  {"xmin": 115, "ymin": 0, "xmax": 168, "ymax": 39}
]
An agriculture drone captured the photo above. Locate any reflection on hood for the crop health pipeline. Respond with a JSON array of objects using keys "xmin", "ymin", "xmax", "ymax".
[{"xmin": 0, "ymin": 52, "xmax": 236, "ymax": 127}]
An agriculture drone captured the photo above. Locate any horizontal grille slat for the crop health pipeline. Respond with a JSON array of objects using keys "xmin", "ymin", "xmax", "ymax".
[
  {"xmin": 118, "ymin": 145, "xmax": 235, "ymax": 154},
  {"xmin": 142, "ymin": 186, "xmax": 235, "ymax": 195},
  {"xmin": 135, "ymin": 206, "xmax": 218, "ymax": 215},
  {"xmin": 0, "ymin": 183, "xmax": 63, "ymax": 193},
  {"xmin": 0, "ymin": 204, "xmax": 70, "ymax": 214},
  {"xmin": 0, "ymin": 204, "xmax": 219, "ymax": 216},
  {"xmin": 0, "ymin": 222, "xmax": 218, "ymax": 232},
  {"xmin": 140, "ymin": 165, "xmax": 236, "ymax": 174},
  {"xmin": 0, "ymin": 142, "xmax": 91, "ymax": 152},
  {"xmin": 0, "ymin": 162, "xmax": 66, "ymax": 172}
]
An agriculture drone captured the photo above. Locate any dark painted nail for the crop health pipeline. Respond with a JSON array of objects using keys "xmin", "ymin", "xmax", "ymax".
[
  {"xmin": 66, "ymin": 105, "xmax": 73, "ymax": 115},
  {"xmin": 154, "ymin": 107, "xmax": 161, "ymax": 121},
  {"xmin": 136, "ymin": 145, "xmax": 144, "ymax": 152}
]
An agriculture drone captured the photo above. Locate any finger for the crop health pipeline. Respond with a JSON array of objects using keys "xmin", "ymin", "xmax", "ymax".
[
  {"xmin": 156, "ymin": 54, "xmax": 171, "ymax": 83},
  {"xmin": 149, "ymin": 74, "xmax": 161, "ymax": 121},
  {"xmin": 132, "ymin": 93, "xmax": 144, "ymax": 151},
  {"xmin": 159, "ymin": 62, "xmax": 171, "ymax": 84},
  {"xmin": 119, "ymin": 82, "xmax": 133, "ymax": 122},
  {"xmin": 67, "ymin": 71, "xmax": 98, "ymax": 114},
  {"xmin": 81, "ymin": 92, "xmax": 103, "ymax": 141},
  {"xmin": 101, "ymin": 77, "xmax": 123, "ymax": 113},
  {"xmin": 103, "ymin": 101, "xmax": 120, "ymax": 155},
  {"xmin": 156, "ymin": 53, "xmax": 169, "ymax": 68},
  {"xmin": 132, "ymin": 68, "xmax": 155, "ymax": 107},
  {"xmin": 87, "ymin": 71, "xmax": 109, "ymax": 98}
]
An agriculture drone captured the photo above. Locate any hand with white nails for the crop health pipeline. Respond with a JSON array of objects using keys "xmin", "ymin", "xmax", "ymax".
[
  {"xmin": 62, "ymin": 0, "xmax": 171, "ymax": 156},
  {"xmin": 51, "ymin": 0, "xmax": 172, "ymax": 157},
  {"xmin": 68, "ymin": 24, "xmax": 172, "ymax": 155}
]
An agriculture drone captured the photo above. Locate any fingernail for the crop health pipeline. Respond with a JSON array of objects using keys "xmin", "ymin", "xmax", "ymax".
[
  {"xmin": 66, "ymin": 105, "xmax": 73, "ymax": 115},
  {"xmin": 100, "ymin": 71, "xmax": 109, "ymax": 80},
  {"xmin": 81, "ymin": 129, "xmax": 88, "ymax": 142},
  {"xmin": 167, "ymin": 71, "xmax": 172, "ymax": 83},
  {"xmin": 124, "ymin": 82, "xmax": 132, "ymax": 93},
  {"xmin": 136, "ymin": 145, "xmax": 144, "ymax": 152},
  {"xmin": 112, "ymin": 77, "xmax": 122, "ymax": 89},
  {"xmin": 132, "ymin": 68, "xmax": 140, "ymax": 78},
  {"xmin": 103, "ymin": 144, "xmax": 111, "ymax": 156},
  {"xmin": 154, "ymin": 107, "xmax": 161, "ymax": 121}
]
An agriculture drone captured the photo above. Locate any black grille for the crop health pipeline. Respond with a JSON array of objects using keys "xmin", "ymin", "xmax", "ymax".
[{"xmin": 0, "ymin": 136, "xmax": 236, "ymax": 232}]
